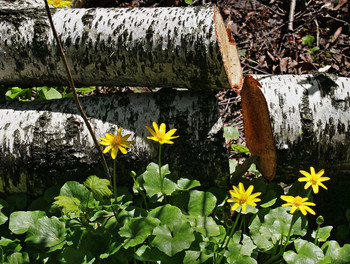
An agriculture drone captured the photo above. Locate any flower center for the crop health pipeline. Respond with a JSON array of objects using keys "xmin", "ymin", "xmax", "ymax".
[
  {"xmin": 294, "ymin": 196, "xmax": 304, "ymax": 207},
  {"xmin": 239, "ymin": 193, "xmax": 248, "ymax": 205},
  {"xmin": 311, "ymin": 175, "xmax": 318, "ymax": 185},
  {"xmin": 157, "ymin": 129, "xmax": 166, "ymax": 141},
  {"xmin": 112, "ymin": 135, "xmax": 122, "ymax": 146}
]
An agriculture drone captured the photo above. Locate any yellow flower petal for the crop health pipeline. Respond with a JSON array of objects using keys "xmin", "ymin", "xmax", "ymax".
[
  {"xmin": 298, "ymin": 167, "xmax": 329, "ymax": 194},
  {"xmin": 227, "ymin": 183, "xmax": 261, "ymax": 213},
  {"xmin": 146, "ymin": 122, "xmax": 179, "ymax": 144},
  {"xmin": 99, "ymin": 129, "xmax": 135, "ymax": 159}
]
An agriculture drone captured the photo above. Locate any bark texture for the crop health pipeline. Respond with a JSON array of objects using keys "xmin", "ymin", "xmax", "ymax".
[
  {"xmin": 0, "ymin": 90, "xmax": 228, "ymax": 196},
  {"xmin": 256, "ymin": 73, "xmax": 350, "ymax": 180},
  {"xmin": 0, "ymin": 5, "xmax": 242, "ymax": 90}
]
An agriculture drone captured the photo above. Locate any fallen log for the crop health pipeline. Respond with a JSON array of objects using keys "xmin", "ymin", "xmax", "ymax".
[
  {"xmin": 0, "ymin": 5, "xmax": 242, "ymax": 91},
  {"xmin": 256, "ymin": 73, "xmax": 350, "ymax": 180},
  {"xmin": 0, "ymin": 90, "xmax": 229, "ymax": 196}
]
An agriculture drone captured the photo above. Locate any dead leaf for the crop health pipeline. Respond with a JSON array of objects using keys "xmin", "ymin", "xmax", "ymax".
[{"xmin": 241, "ymin": 75, "xmax": 277, "ymax": 181}]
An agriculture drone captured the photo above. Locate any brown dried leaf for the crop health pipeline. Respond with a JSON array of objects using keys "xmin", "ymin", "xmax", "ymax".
[{"xmin": 241, "ymin": 75, "xmax": 277, "ymax": 181}]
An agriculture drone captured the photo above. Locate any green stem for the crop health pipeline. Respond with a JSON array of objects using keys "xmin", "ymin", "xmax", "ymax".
[
  {"xmin": 217, "ymin": 210, "xmax": 242, "ymax": 264},
  {"xmin": 158, "ymin": 143, "xmax": 164, "ymax": 195},
  {"xmin": 113, "ymin": 159, "xmax": 117, "ymax": 200},
  {"xmin": 314, "ymin": 224, "xmax": 321, "ymax": 246},
  {"xmin": 282, "ymin": 213, "xmax": 297, "ymax": 254},
  {"xmin": 307, "ymin": 188, "xmax": 312, "ymax": 198}
]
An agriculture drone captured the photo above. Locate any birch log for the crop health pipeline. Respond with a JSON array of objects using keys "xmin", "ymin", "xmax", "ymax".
[
  {"xmin": 0, "ymin": 5, "xmax": 242, "ymax": 91},
  {"xmin": 0, "ymin": 90, "xmax": 228, "ymax": 196},
  {"xmin": 256, "ymin": 73, "xmax": 350, "ymax": 180}
]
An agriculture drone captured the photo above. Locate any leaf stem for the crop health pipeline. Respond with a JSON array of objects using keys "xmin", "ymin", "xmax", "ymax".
[
  {"xmin": 43, "ymin": 0, "xmax": 111, "ymax": 183},
  {"xmin": 113, "ymin": 159, "xmax": 117, "ymax": 200}
]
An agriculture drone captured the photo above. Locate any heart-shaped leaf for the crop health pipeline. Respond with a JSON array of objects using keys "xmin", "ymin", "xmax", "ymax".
[
  {"xmin": 283, "ymin": 239, "xmax": 324, "ymax": 263},
  {"xmin": 9, "ymin": 211, "xmax": 46, "ymax": 234},
  {"xmin": 188, "ymin": 190, "xmax": 217, "ymax": 217},
  {"xmin": 25, "ymin": 216, "xmax": 66, "ymax": 252},
  {"xmin": 119, "ymin": 216, "xmax": 160, "ymax": 249}
]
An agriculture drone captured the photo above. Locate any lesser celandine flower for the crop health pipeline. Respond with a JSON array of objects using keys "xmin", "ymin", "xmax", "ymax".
[
  {"xmin": 146, "ymin": 122, "xmax": 179, "ymax": 144},
  {"xmin": 298, "ymin": 167, "xmax": 330, "ymax": 194},
  {"xmin": 281, "ymin": 195, "xmax": 316, "ymax": 215},
  {"xmin": 227, "ymin": 182, "xmax": 261, "ymax": 212},
  {"xmin": 99, "ymin": 128, "xmax": 135, "ymax": 159},
  {"xmin": 47, "ymin": 0, "xmax": 72, "ymax": 7}
]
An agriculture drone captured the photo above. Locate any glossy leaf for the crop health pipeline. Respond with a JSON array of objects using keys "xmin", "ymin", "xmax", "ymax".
[
  {"xmin": 84, "ymin": 175, "xmax": 113, "ymax": 201},
  {"xmin": 0, "ymin": 202, "xmax": 8, "ymax": 225},
  {"xmin": 119, "ymin": 216, "xmax": 160, "ymax": 249},
  {"xmin": 250, "ymin": 207, "xmax": 307, "ymax": 250},
  {"xmin": 283, "ymin": 239, "xmax": 324, "ymax": 263},
  {"xmin": 9, "ymin": 211, "xmax": 46, "ymax": 234},
  {"xmin": 231, "ymin": 144, "xmax": 250, "ymax": 155},
  {"xmin": 59, "ymin": 181, "xmax": 92, "ymax": 210},
  {"xmin": 7, "ymin": 252, "xmax": 30, "ymax": 264},
  {"xmin": 322, "ymin": 240, "xmax": 350, "ymax": 263},
  {"xmin": 312, "ymin": 226, "xmax": 333, "ymax": 242},
  {"xmin": 142, "ymin": 163, "xmax": 177, "ymax": 201},
  {"xmin": 150, "ymin": 205, "xmax": 195, "ymax": 256},
  {"xmin": 241, "ymin": 75, "xmax": 277, "ymax": 181},
  {"xmin": 188, "ymin": 190, "xmax": 217, "ymax": 216},
  {"xmin": 189, "ymin": 215, "xmax": 220, "ymax": 237},
  {"xmin": 57, "ymin": 248, "xmax": 96, "ymax": 264},
  {"xmin": 25, "ymin": 216, "xmax": 66, "ymax": 251},
  {"xmin": 225, "ymin": 231, "xmax": 257, "ymax": 264},
  {"xmin": 176, "ymin": 178, "xmax": 201, "ymax": 191}
]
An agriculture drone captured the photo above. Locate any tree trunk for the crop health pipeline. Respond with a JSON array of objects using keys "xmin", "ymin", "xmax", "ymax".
[
  {"xmin": 0, "ymin": 90, "xmax": 229, "ymax": 196},
  {"xmin": 0, "ymin": 5, "xmax": 242, "ymax": 91},
  {"xmin": 256, "ymin": 73, "xmax": 350, "ymax": 180}
]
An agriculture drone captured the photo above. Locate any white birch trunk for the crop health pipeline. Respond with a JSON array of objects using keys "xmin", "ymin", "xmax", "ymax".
[
  {"xmin": 0, "ymin": 91, "xmax": 228, "ymax": 196},
  {"xmin": 0, "ymin": 5, "xmax": 242, "ymax": 91},
  {"xmin": 255, "ymin": 73, "xmax": 350, "ymax": 179}
]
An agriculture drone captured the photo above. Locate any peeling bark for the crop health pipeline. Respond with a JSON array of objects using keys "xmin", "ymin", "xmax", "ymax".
[
  {"xmin": 0, "ymin": 5, "xmax": 242, "ymax": 90},
  {"xmin": 0, "ymin": 90, "xmax": 228, "ymax": 196},
  {"xmin": 255, "ymin": 73, "xmax": 350, "ymax": 180}
]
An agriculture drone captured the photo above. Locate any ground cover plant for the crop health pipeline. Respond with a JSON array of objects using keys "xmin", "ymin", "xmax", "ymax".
[{"xmin": 1, "ymin": 120, "xmax": 350, "ymax": 263}]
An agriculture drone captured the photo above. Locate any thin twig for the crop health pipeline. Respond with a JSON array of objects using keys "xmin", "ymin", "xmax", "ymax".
[
  {"xmin": 43, "ymin": 1, "xmax": 112, "ymax": 183},
  {"xmin": 288, "ymin": 0, "xmax": 296, "ymax": 31}
]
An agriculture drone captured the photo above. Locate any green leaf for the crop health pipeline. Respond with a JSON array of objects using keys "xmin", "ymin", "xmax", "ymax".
[
  {"xmin": 260, "ymin": 198, "xmax": 277, "ymax": 208},
  {"xmin": 76, "ymin": 86, "xmax": 95, "ymax": 94},
  {"xmin": 231, "ymin": 144, "xmax": 250, "ymax": 155},
  {"xmin": 38, "ymin": 87, "xmax": 62, "ymax": 100},
  {"xmin": 225, "ymin": 231, "xmax": 257, "ymax": 264},
  {"xmin": 224, "ymin": 126, "xmax": 239, "ymax": 140},
  {"xmin": 302, "ymin": 35, "xmax": 315, "ymax": 47},
  {"xmin": 189, "ymin": 215, "xmax": 220, "ymax": 237},
  {"xmin": 9, "ymin": 211, "xmax": 46, "ymax": 234},
  {"xmin": 142, "ymin": 163, "xmax": 177, "ymax": 201},
  {"xmin": 176, "ymin": 178, "xmax": 201, "ymax": 191},
  {"xmin": 322, "ymin": 240, "xmax": 350, "ymax": 264},
  {"xmin": 229, "ymin": 160, "xmax": 238, "ymax": 174},
  {"xmin": 53, "ymin": 196, "xmax": 81, "ymax": 215},
  {"xmin": 312, "ymin": 226, "xmax": 333, "ymax": 242},
  {"xmin": 25, "ymin": 216, "xmax": 66, "ymax": 251},
  {"xmin": 184, "ymin": 0, "xmax": 193, "ymax": 4},
  {"xmin": 5, "ymin": 87, "xmax": 30, "ymax": 100},
  {"xmin": 57, "ymin": 247, "xmax": 96, "ymax": 264},
  {"xmin": 250, "ymin": 207, "xmax": 307, "ymax": 251},
  {"xmin": 0, "ymin": 202, "xmax": 8, "ymax": 225},
  {"xmin": 7, "ymin": 252, "xmax": 30, "ymax": 264},
  {"xmin": 150, "ymin": 205, "xmax": 195, "ymax": 256},
  {"xmin": 59, "ymin": 181, "xmax": 92, "ymax": 210},
  {"xmin": 188, "ymin": 190, "xmax": 217, "ymax": 217},
  {"xmin": 119, "ymin": 216, "xmax": 160, "ymax": 249},
  {"xmin": 84, "ymin": 175, "xmax": 112, "ymax": 201},
  {"xmin": 283, "ymin": 239, "xmax": 324, "ymax": 263}
]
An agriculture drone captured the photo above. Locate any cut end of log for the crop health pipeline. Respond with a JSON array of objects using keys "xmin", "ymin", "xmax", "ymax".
[{"xmin": 213, "ymin": 6, "xmax": 243, "ymax": 93}]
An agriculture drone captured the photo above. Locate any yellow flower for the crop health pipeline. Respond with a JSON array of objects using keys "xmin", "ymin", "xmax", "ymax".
[
  {"xmin": 99, "ymin": 128, "xmax": 135, "ymax": 159},
  {"xmin": 298, "ymin": 167, "xmax": 330, "ymax": 194},
  {"xmin": 281, "ymin": 195, "xmax": 316, "ymax": 215},
  {"xmin": 227, "ymin": 183, "xmax": 261, "ymax": 212},
  {"xmin": 146, "ymin": 122, "xmax": 179, "ymax": 144},
  {"xmin": 47, "ymin": 0, "xmax": 72, "ymax": 8}
]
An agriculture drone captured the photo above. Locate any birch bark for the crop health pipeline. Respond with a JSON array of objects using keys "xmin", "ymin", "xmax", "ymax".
[
  {"xmin": 0, "ymin": 5, "xmax": 242, "ymax": 91},
  {"xmin": 0, "ymin": 90, "xmax": 228, "ymax": 195}
]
